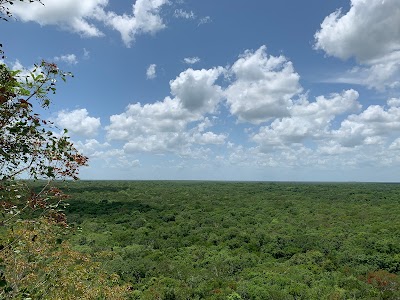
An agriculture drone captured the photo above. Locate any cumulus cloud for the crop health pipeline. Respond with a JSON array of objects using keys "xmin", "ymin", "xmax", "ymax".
[
  {"xmin": 332, "ymin": 102, "xmax": 400, "ymax": 147},
  {"xmin": 233, "ymin": 88, "xmax": 400, "ymax": 171},
  {"xmin": 55, "ymin": 109, "xmax": 101, "ymax": 137},
  {"xmin": 244, "ymin": 90, "xmax": 400, "ymax": 169},
  {"xmin": 225, "ymin": 45, "xmax": 302, "ymax": 124},
  {"xmin": 101, "ymin": 44, "xmax": 400, "ymax": 172},
  {"xmin": 8, "ymin": 0, "xmax": 107, "ymax": 37},
  {"xmin": 74, "ymin": 138, "xmax": 110, "ymax": 156},
  {"xmin": 252, "ymin": 89, "xmax": 361, "ymax": 150},
  {"xmin": 314, "ymin": 0, "xmax": 400, "ymax": 90},
  {"xmin": 8, "ymin": 0, "xmax": 169, "ymax": 47},
  {"xmin": 170, "ymin": 67, "xmax": 224, "ymax": 114},
  {"xmin": 101, "ymin": 0, "xmax": 168, "ymax": 47},
  {"xmin": 194, "ymin": 131, "xmax": 227, "ymax": 145},
  {"xmin": 388, "ymin": 98, "xmax": 400, "ymax": 107},
  {"xmin": 54, "ymin": 54, "xmax": 78, "ymax": 65},
  {"xmin": 74, "ymin": 139, "xmax": 140, "ymax": 168},
  {"xmin": 314, "ymin": 0, "xmax": 400, "ymax": 62},
  {"xmin": 106, "ymin": 67, "xmax": 225, "ymax": 155},
  {"xmin": 106, "ymin": 97, "xmax": 193, "ymax": 142},
  {"xmin": 146, "ymin": 64, "xmax": 157, "ymax": 79}
]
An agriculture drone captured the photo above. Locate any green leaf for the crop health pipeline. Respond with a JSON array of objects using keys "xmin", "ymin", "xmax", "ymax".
[{"xmin": 0, "ymin": 279, "xmax": 7, "ymax": 288}]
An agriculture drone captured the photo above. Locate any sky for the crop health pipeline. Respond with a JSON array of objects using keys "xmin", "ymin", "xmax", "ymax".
[{"xmin": 2, "ymin": 0, "xmax": 400, "ymax": 181}]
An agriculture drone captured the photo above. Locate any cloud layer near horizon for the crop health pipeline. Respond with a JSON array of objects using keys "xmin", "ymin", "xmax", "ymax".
[{"xmin": 57, "ymin": 44, "xmax": 400, "ymax": 173}]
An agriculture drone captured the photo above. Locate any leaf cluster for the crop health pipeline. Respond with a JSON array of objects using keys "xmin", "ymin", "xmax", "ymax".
[
  {"xmin": 0, "ymin": 61, "xmax": 87, "ymax": 230},
  {"xmin": 0, "ymin": 62, "xmax": 83, "ymax": 181},
  {"xmin": 0, "ymin": 60, "xmax": 97, "ymax": 298}
]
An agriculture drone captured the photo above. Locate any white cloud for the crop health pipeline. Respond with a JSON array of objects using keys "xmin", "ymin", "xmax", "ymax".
[
  {"xmin": 243, "ymin": 86, "xmax": 400, "ymax": 170},
  {"xmin": 332, "ymin": 103, "xmax": 400, "ymax": 147},
  {"xmin": 146, "ymin": 64, "xmax": 157, "ymax": 79},
  {"xmin": 225, "ymin": 45, "xmax": 302, "ymax": 124},
  {"xmin": 327, "ymin": 53, "xmax": 400, "ymax": 90},
  {"xmin": 108, "ymin": 156, "xmax": 141, "ymax": 169},
  {"xmin": 106, "ymin": 67, "xmax": 225, "ymax": 155},
  {"xmin": 54, "ymin": 54, "xmax": 78, "ymax": 65},
  {"xmin": 317, "ymin": 141, "xmax": 354, "ymax": 155},
  {"xmin": 174, "ymin": 9, "xmax": 195, "ymax": 19},
  {"xmin": 183, "ymin": 57, "xmax": 201, "ymax": 65},
  {"xmin": 223, "ymin": 143, "xmax": 317, "ymax": 169},
  {"xmin": 106, "ymin": 97, "xmax": 192, "ymax": 142},
  {"xmin": 101, "ymin": 0, "xmax": 168, "ymax": 47},
  {"xmin": 8, "ymin": 0, "xmax": 169, "ymax": 47},
  {"xmin": 55, "ymin": 108, "xmax": 101, "ymax": 137},
  {"xmin": 314, "ymin": 0, "xmax": 400, "ymax": 63},
  {"xmin": 231, "ymin": 90, "xmax": 400, "ymax": 172},
  {"xmin": 8, "ymin": 0, "xmax": 107, "ymax": 37},
  {"xmin": 388, "ymin": 98, "xmax": 400, "ymax": 107},
  {"xmin": 74, "ymin": 139, "xmax": 140, "ymax": 168},
  {"xmin": 252, "ymin": 89, "xmax": 361, "ymax": 150},
  {"xmin": 75, "ymin": 138, "xmax": 110, "ymax": 156},
  {"xmin": 97, "ymin": 45, "xmax": 400, "ymax": 174},
  {"xmin": 170, "ymin": 67, "xmax": 224, "ymax": 114},
  {"xmin": 314, "ymin": 0, "xmax": 400, "ymax": 90},
  {"xmin": 194, "ymin": 131, "xmax": 227, "ymax": 145}
]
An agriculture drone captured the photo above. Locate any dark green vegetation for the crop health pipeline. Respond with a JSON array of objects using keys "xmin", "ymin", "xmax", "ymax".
[{"xmin": 62, "ymin": 181, "xmax": 400, "ymax": 299}]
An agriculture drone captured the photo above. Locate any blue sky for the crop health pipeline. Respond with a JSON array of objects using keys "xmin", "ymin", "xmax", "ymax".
[{"xmin": 2, "ymin": 0, "xmax": 400, "ymax": 181}]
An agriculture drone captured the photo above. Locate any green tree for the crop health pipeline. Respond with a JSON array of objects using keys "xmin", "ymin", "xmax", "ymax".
[
  {"xmin": 0, "ymin": 3, "xmax": 134, "ymax": 298},
  {"xmin": 0, "ymin": 0, "xmax": 86, "ymax": 231},
  {"xmin": 0, "ymin": 54, "xmax": 94, "ymax": 299},
  {"xmin": 0, "ymin": 60, "xmax": 88, "ymax": 225}
]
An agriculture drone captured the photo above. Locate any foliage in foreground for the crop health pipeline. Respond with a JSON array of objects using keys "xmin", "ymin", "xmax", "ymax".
[
  {"xmin": 64, "ymin": 181, "xmax": 400, "ymax": 299},
  {"xmin": 0, "ymin": 218, "xmax": 132, "ymax": 299},
  {"xmin": 0, "ymin": 55, "xmax": 130, "ymax": 298}
]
